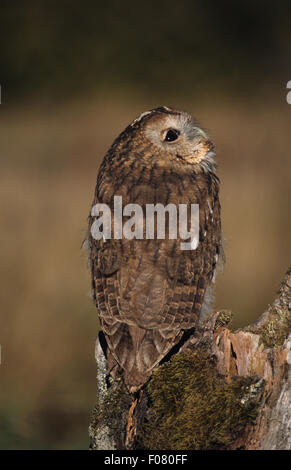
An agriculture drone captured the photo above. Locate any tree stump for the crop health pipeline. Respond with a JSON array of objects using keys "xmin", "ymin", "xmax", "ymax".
[{"xmin": 89, "ymin": 268, "xmax": 291, "ymax": 450}]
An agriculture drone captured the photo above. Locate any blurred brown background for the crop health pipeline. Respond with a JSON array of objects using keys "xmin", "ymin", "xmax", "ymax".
[{"xmin": 0, "ymin": 1, "xmax": 290, "ymax": 449}]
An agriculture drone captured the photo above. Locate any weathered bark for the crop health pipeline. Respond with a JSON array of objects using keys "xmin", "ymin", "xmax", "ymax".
[{"xmin": 89, "ymin": 269, "xmax": 291, "ymax": 450}]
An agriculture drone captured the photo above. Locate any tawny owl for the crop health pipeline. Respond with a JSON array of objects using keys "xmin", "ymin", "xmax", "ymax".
[{"xmin": 88, "ymin": 106, "xmax": 223, "ymax": 393}]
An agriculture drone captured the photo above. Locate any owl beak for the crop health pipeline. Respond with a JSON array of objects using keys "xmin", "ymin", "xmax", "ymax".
[
  {"xmin": 190, "ymin": 127, "xmax": 212, "ymax": 153},
  {"xmin": 194, "ymin": 138, "xmax": 214, "ymax": 154},
  {"xmin": 184, "ymin": 138, "xmax": 214, "ymax": 165}
]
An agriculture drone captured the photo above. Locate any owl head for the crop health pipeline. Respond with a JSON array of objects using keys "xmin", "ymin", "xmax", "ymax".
[{"xmin": 125, "ymin": 106, "xmax": 216, "ymax": 172}]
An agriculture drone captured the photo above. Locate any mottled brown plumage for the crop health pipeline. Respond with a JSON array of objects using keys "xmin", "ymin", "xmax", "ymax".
[{"xmin": 88, "ymin": 106, "xmax": 223, "ymax": 392}]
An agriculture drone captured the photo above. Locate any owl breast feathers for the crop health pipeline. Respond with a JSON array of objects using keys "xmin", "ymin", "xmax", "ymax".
[{"xmin": 88, "ymin": 106, "xmax": 223, "ymax": 392}]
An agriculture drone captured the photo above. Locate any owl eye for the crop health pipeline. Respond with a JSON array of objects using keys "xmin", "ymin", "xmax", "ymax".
[{"xmin": 164, "ymin": 128, "xmax": 180, "ymax": 142}]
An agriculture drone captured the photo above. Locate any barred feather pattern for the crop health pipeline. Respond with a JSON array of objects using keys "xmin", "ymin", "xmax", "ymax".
[{"xmin": 88, "ymin": 107, "xmax": 222, "ymax": 392}]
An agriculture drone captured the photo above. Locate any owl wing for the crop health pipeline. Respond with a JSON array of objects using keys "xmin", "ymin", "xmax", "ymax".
[{"xmin": 89, "ymin": 176, "xmax": 221, "ymax": 392}]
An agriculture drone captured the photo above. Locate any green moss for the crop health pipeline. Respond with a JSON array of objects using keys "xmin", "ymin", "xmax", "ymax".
[
  {"xmin": 138, "ymin": 350, "xmax": 263, "ymax": 450},
  {"xmin": 89, "ymin": 380, "xmax": 132, "ymax": 449},
  {"xmin": 214, "ymin": 310, "xmax": 234, "ymax": 330},
  {"xmin": 248, "ymin": 307, "xmax": 291, "ymax": 349}
]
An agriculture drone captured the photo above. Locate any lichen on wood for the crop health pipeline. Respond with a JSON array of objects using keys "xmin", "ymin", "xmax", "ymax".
[
  {"xmin": 89, "ymin": 379, "xmax": 132, "ymax": 450},
  {"xmin": 245, "ymin": 268, "xmax": 291, "ymax": 349}
]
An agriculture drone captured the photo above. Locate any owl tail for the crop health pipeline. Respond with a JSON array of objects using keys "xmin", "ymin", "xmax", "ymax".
[{"xmin": 105, "ymin": 321, "xmax": 183, "ymax": 393}]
